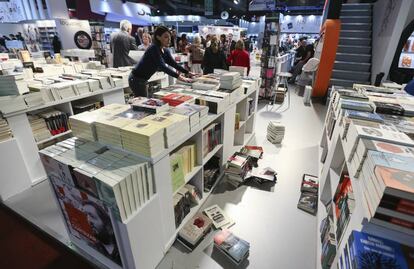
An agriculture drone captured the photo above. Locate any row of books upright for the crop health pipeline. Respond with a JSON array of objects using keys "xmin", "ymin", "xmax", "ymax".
[
  {"xmin": 0, "ymin": 117, "xmax": 13, "ymax": 142},
  {"xmin": 28, "ymin": 109, "xmax": 69, "ymax": 142},
  {"xmin": 170, "ymin": 143, "xmax": 197, "ymax": 193},
  {"xmin": 320, "ymin": 201, "xmax": 336, "ymax": 269},
  {"xmin": 202, "ymin": 122, "xmax": 222, "ymax": 157},
  {"xmin": 40, "ymin": 137, "xmax": 154, "ymax": 223}
]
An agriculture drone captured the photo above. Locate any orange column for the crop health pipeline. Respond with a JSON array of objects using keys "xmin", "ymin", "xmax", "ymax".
[{"xmin": 312, "ymin": 19, "xmax": 341, "ymax": 97}]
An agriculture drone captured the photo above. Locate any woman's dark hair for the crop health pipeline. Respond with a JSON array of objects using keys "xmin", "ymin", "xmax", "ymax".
[{"xmin": 153, "ymin": 26, "xmax": 171, "ymax": 46}]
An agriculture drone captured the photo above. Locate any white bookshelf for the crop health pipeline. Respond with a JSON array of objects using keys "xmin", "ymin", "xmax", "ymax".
[
  {"xmin": 316, "ymin": 88, "xmax": 414, "ymax": 269},
  {"xmin": 1, "ymin": 78, "xmax": 260, "ymax": 269}
]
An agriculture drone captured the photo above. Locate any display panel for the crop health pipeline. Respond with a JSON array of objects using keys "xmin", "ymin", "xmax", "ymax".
[{"xmin": 398, "ymin": 33, "xmax": 414, "ymax": 69}]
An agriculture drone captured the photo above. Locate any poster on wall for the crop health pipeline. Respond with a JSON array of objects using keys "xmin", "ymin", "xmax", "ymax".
[
  {"xmin": 279, "ymin": 14, "xmax": 322, "ymax": 34},
  {"xmin": 0, "ymin": 0, "xmax": 26, "ymax": 23},
  {"xmin": 55, "ymin": 19, "xmax": 92, "ymax": 50}
]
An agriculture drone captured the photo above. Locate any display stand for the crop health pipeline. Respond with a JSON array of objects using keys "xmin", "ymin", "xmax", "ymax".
[
  {"xmin": 316, "ymin": 86, "xmax": 414, "ymax": 269},
  {"xmin": 2, "ymin": 79, "xmax": 260, "ymax": 269}
]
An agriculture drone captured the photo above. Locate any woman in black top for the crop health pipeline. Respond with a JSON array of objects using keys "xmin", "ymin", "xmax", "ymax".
[
  {"xmin": 202, "ymin": 40, "xmax": 227, "ymax": 75},
  {"xmin": 128, "ymin": 26, "xmax": 194, "ymax": 97}
]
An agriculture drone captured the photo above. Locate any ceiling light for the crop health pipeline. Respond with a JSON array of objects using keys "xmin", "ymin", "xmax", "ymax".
[
  {"xmin": 157, "ymin": 10, "xmax": 160, "ymax": 13},
  {"xmin": 234, "ymin": 0, "xmax": 239, "ymax": 4}
]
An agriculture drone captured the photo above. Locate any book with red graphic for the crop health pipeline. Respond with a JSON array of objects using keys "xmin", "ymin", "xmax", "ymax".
[{"xmin": 50, "ymin": 176, "xmax": 122, "ymax": 266}]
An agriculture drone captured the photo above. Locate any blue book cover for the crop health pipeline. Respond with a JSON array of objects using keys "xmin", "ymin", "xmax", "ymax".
[
  {"xmin": 348, "ymin": 230, "xmax": 414, "ymax": 269},
  {"xmin": 345, "ymin": 110, "xmax": 384, "ymax": 123},
  {"xmin": 341, "ymin": 100, "xmax": 373, "ymax": 111},
  {"xmin": 368, "ymin": 150, "xmax": 414, "ymax": 173}
]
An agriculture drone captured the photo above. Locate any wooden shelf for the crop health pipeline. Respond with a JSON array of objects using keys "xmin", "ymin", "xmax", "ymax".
[{"xmin": 36, "ymin": 130, "xmax": 72, "ymax": 145}]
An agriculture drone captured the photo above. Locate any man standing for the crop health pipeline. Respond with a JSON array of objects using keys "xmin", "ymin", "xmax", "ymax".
[
  {"xmin": 134, "ymin": 28, "xmax": 143, "ymax": 47},
  {"xmin": 227, "ymin": 33, "xmax": 236, "ymax": 54},
  {"xmin": 110, "ymin": 20, "xmax": 138, "ymax": 68}
]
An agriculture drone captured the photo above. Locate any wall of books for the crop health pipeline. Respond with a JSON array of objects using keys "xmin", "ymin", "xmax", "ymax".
[{"xmin": 318, "ymin": 84, "xmax": 414, "ymax": 269}]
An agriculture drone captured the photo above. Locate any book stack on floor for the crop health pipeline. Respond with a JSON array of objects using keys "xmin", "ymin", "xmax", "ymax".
[
  {"xmin": 37, "ymin": 109, "xmax": 70, "ymax": 136},
  {"xmin": 267, "ymin": 121, "xmax": 285, "ymax": 144},
  {"xmin": 121, "ymin": 120, "xmax": 165, "ymax": 157},
  {"xmin": 204, "ymin": 204, "xmax": 235, "ymax": 229},
  {"xmin": 173, "ymin": 184, "xmax": 200, "ymax": 227},
  {"xmin": 202, "ymin": 122, "xmax": 222, "ymax": 157},
  {"xmin": 28, "ymin": 115, "xmax": 52, "ymax": 142},
  {"xmin": 177, "ymin": 212, "xmax": 213, "ymax": 250},
  {"xmin": 169, "ymin": 103, "xmax": 209, "ymax": 131},
  {"xmin": 161, "ymin": 93, "xmax": 194, "ymax": 107},
  {"xmin": 204, "ymin": 155, "xmax": 221, "ymax": 192},
  {"xmin": 333, "ymin": 171, "xmax": 355, "ymax": 242},
  {"xmin": 170, "ymin": 143, "xmax": 197, "ymax": 193},
  {"xmin": 338, "ymin": 230, "xmax": 414, "ymax": 269},
  {"xmin": 141, "ymin": 112, "xmax": 190, "ymax": 148},
  {"xmin": 219, "ymin": 72, "xmax": 242, "ymax": 90},
  {"xmin": 297, "ymin": 174, "xmax": 319, "ymax": 215},
  {"xmin": 0, "ymin": 117, "xmax": 13, "ymax": 142},
  {"xmin": 225, "ymin": 152, "xmax": 252, "ymax": 186},
  {"xmin": 213, "ymin": 229, "xmax": 250, "ymax": 266},
  {"xmin": 130, "ymin": 97, "xmax": 169, "ymax": 114},
  {"xmin": 320, "ymin": 202, "xmax": 337, "ymax": 269}
]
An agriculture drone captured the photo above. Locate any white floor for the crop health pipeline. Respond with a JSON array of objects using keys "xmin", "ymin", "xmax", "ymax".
[{"xmin": 156, "ymin": 85, "xmax": 328, "ymax": 269}]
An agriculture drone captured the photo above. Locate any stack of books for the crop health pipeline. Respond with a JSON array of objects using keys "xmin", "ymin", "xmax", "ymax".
[
  {"xmin": 192, "ymin": 78, "xmax": 220, "ymax": 91},
  {"xmin": 130, "ymin": 97, "xmax": 169, "ymax": 114},
  {"xmin": 202, "ymin": 122, "xmax": 222, "ymax": 157},
  {"xmin": 297, "ymin": 174, "xmax": 319, "ymax": 215},
  {"xmin": 87, "ymin": 79, "xmax": 100, "ymax": 92},
  {"xmin": 320, "ymin": 202, "xmax": 336, "ymax": 269},
  {"xmin": 161, "ymin": 93, "xmax": 194, "ymax": 107},
  {"xmin": 141, "ymin": 112, "xmax": 190, "ymax": 148},
  {"xmin": 38, "ymin": 109, "xmax": 70, "ymax": 136},
  {"xmin": 169, "ymin": 103, "xmax": 209, "ymax": 131},
  {"xmin": 217, "ymin": 86, "xmax": 243, "ymax": 104},
  {"xmin": 357, "ymin": 150, "xmax": 414, "ymax": 234},
  {"xmin": 23, "ymin": 92, "xmax": 45, "ymax": 107},
  {"xmin": 219, "ymin": 72, "xmax": 242, "ymax": 90},
  {"xmin": 120, "ymin": 121, "xmax": 165, "ymax": 157},
  {"xmin": 69, "ymin": 109, "xmax": 113, "ymax": 141},
  {"xmin": 50, "ymin": 81, "xmax": 77, "ymax": 100},
  {"xmin": 0, "ymin": 117, "xmax": 13, "ymax": 142},
  {"xmin": 0, "ymin": 73, "xmax": 29, "ymax": 96},
  {"xmin": 176, "ymin": 143, "xmax": 197, "ymax": 176},
  {"xmin": 225, "ymin": 152, "xmax": 252, "ymax": 185},
  {"xmin": 173, "ymin": 184, "xmax": 200, "ymax": 227},
  {"xmin": 71, "ymin": 80, "xmax": 90, "ymax": 95},
  {"xmin": 28, "ymin": 83, "xmax": 55, "ymax": 103},
  {"xmin": 339, "ymin": 99, "xmax": 374, "ymax": 112},
  {"xmin": 203, "ymin": 155, "xmax": 221, "ymax": 192},
  {"xmin": 339, "ymin": 230, "xmax": 414, "ymax": 269},
  {"xmin": 28, "ymin": 115, "xmax": 51, "ymax": 142},
  {"xmin": 177, "ymin": 212, "xmax": 213, "ymax": 250},
  {"xmin": 333, "ymin": 171, "xmax": 355, "ymax": 242},
  {"xmin": 213, "ymin": 229, "xmax": 250, "ymax": 266},
  {"xmin": 267, "ymin": 121, "xmax": 285, "ymax": 144},
  {"xmin": 74, "ymin": 149, "xmax": 153, "ymax": 222},
  {"xmin": 374, "ymin": 101, "xmax": 404, "ymax": 116},
  {"xmin": 0, "ymin": 95, "xmax": 27, "ymax": 114},
  {"xmin": 195, "ymin": 95, "xmax": 226, "ymax": 114},
  {"xmin": 380, "ymin": 114, "xmax": 414, "ymax": 140},
  {"xmin": 90, "ymin": 75, "xmax": 113, "ymax": 90},
  {"xmin": 95, "ymin": 115, "xmax": 135, "ymax": 148},
  {"xmin": 401, "ymin": 103, "xmax": 414, "ymax": 117}
]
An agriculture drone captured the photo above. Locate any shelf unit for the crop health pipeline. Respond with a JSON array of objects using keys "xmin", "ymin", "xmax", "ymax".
[
  {"xmin": 0, "ymin": 86, "xmax": 126, "ymax": 200},
  {"xmin": 90, "ymin": 22, "xmax": 108, "ymax": 65},
  {"xmin": 317, "ymin": 88, "xmax": 414, "ymax": 269},
  {"xmin": 37, "ymin": 26, "xmax": 57, "ymax": 53}
]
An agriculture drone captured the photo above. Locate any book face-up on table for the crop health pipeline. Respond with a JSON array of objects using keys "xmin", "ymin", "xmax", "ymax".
[
  {"xmin": 213, "ymin": 229, "xmax": 250, "ymax": 265},
  {"xmin": 203, "ymin": 204, "xmax": 234, "ymax": 229},
  {"xmin": 177, "ymin": 212, "xmax": 213, "ymax": 250}
]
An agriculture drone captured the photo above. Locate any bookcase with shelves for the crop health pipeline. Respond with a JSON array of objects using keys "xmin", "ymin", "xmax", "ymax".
[
  {"xmin": 1, "ymin": 78, "xmax": 260, "ymax": 269},
  {"xmin": 37, "ymin": 26, "xmax": 57, "ymax": 52},
  {"xmin": 317, "ymin": 87, "xmax": 414, "ymax": 269}
]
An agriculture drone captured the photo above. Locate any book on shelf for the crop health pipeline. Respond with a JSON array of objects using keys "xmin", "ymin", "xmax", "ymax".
[
  {"xmin": 217, "ymin": 86, "xmax": 243, "ymax": 104},
  {"xmin": 333, "ymin": 171, "xmax": 355, "ymax": 242},
  {"xmin": 235, "ymin": 113, "xmax": 240, "ymax": 130},
  {"xmin": 161, "ymin": 93, "xmax": 194, "ymax": 107},
  {"xmin": 170, "ymin": 152, "xmax": 185, "ymax": 193},
  {"xmin": 173, "ymin": 186, "xmax": 194, "ymax": 227},
  {"xmin": 320, "ymin": 204, "xmax": 336, "ymax": 269},
  {"xmin": 204, "ymin": 155, "xmax": 221, "ymax": 192},
  {"xmin": 130, "ymin": 97, "xmax": 169, "ymax": 114},
  {"xmin": 169, "ymin": 102, "xmax": 209, "ymax": 131},
  {"xmin": 28, "ymin": 115, "xmax": 51, "ymax": 142},
  {"xmin": 0, "ymin": 117, "xmax": 13, "ymax": 142},
  {"xmin": 195, "ymin": 95, "xmax": 226, "ymax": 114},
  {"xmin": 374, "ymin": 101, "xmax": 405, "ymax": 116},
  {"xmin": 202, "ymin": 122, "xmax": 222, "ymax": 157},
  {"xmin": 204, "ymin": 204, "xmax": 235, "ymax": 229},
  {"xmin": 36, "ymin": 109, "xmax": 70, "ymax": 136},
  {"xmin": 346, "ymin": 230, "xmax": 414, "ymax": 269},
  {"xmin": 219, "ymin": 72, "xmax": 242, "ymax": 90},
  {"xmin": 225, "ymin": 152, "xmax": 252, "ymax": 186},
  {"xmin": 50, "ymin": 176, "xmax": 123, "ymax": 265},
  {"xmin": 339, "ymin": 99, "xmax": 374, "ymax": 112},
  {"xmin": 177, "ymin": 212, "xmax": 213, "ymax": 251},
  {"xmin": 213, "ymin": 229, "xmax": 250, "ymax": 265}
]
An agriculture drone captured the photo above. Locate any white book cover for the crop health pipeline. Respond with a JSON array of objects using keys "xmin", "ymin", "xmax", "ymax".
[{"xmin": 203, "ymin": 204, "xmax": 234, "ymax": 229}]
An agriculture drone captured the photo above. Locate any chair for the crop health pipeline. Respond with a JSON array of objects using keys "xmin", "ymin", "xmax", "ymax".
[{"xmin": 267, "ymin": 72, "xmax": 292, "ymax": 111}]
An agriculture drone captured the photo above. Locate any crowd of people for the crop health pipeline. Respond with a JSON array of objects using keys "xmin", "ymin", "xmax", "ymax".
[{"xmin": 111, "ymin": 20, "xmax": 254, "ymax": 97}]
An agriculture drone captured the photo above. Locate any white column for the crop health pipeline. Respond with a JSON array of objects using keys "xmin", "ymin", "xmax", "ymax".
[
  {"xmin": 28, "ymin": 0, "xmax": 39, "ymax": 19},
  {"xmin": 45, "ymin": 0, "xmax": 69, "ymax": 19},
  {"xmin": 20, "ymin": 0, "xmax": 33, "ymax": 20},
  {"xmin": 36, "ymin": 0, "xmax": 46, "ymax": 19}
]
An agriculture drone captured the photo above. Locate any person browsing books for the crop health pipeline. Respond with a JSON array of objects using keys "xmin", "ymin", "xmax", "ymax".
[{"xmin": 129, "ymin": 26, "xmax": 196, "ymax": 97}]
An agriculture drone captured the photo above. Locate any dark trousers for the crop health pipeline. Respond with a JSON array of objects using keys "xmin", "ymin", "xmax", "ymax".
[{"xmin": 128, "ymin": 74, "xmax": 149, "ymax": 97}]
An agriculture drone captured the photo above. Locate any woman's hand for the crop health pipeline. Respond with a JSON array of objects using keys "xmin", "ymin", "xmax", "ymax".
[{"xmin": 178, "ymin": 74, "xmax": 193, "ymax": 83}]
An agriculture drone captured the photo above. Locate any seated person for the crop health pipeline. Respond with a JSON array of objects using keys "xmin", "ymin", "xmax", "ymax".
[{"xmin": 289, "ymin": 43, "xmax": 315, "ymax": 84}]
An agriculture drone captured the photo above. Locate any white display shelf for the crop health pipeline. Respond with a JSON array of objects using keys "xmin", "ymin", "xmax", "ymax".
[
  {"xmin": 4, "ymin": 86, "xmax": 124, "ymax": 118},
  {"xmin": 36, "ymin": 130, "xmax": 72, "ymax": 145},
  {"xmin": 173, "ymin": 165, "xmax": 203, "ymax": 196},
  {"xmin": 237, "ymin": 120, "xmax": 246, "ymax": 130},
  {"xmin": 202, "ymin": 144, "xmax": 223, "ymax": 165}
]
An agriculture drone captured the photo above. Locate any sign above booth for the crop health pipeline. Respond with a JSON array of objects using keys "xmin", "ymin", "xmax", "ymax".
[{"xmin": 89, "ymin": 0, "xmax": 151, "ymax": 25}]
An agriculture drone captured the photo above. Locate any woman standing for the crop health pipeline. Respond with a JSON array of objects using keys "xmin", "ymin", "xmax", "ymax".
[
  {"xmin": 202, "ymin": 40, "xmax": 227, "ymax": 75},
  {"xmin": 137, "ymin": 33, "xmax": 151, "ymax": 50},
  {"xmin": 188, "ymin": 35, "xmax": 204, "ymax": 74},
  {"xmin": 128, "ymin": 26, "xmax": 195, "ymax": 97},
  {"xmin": 227, "ymin": 40, "xmax": 250, "ymax": 75}
]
